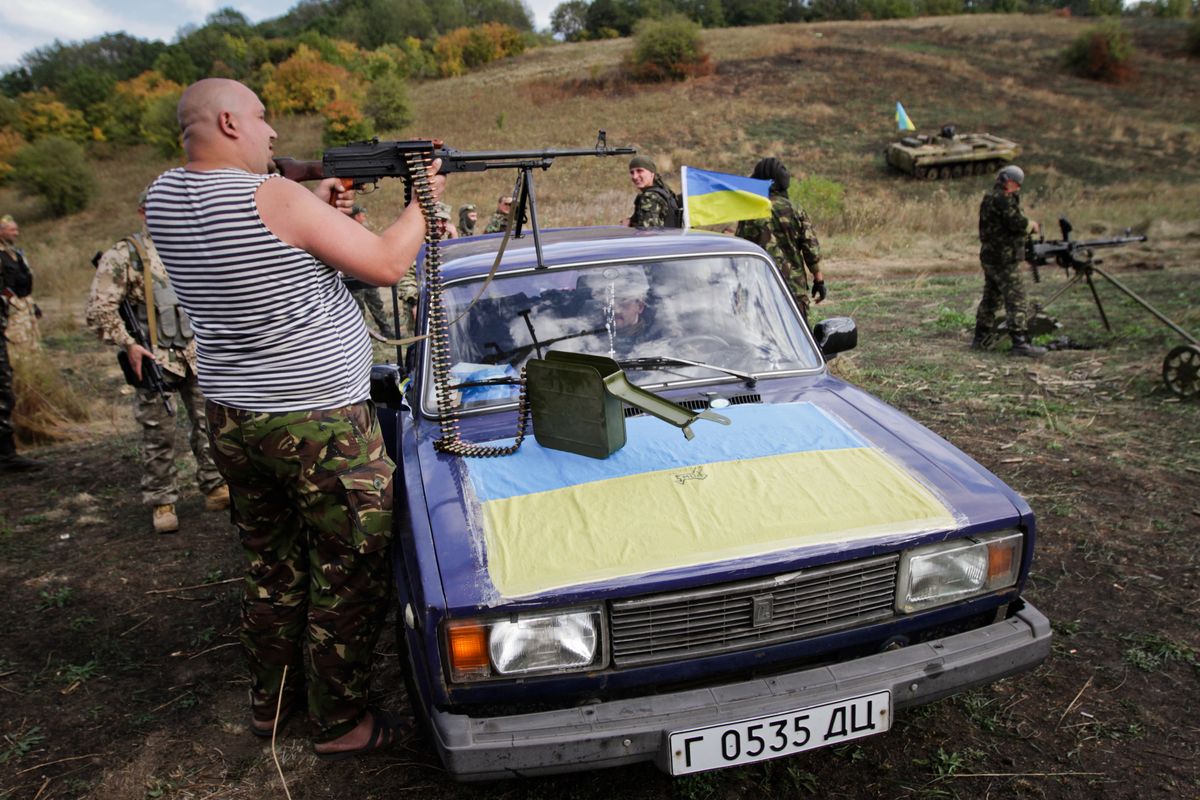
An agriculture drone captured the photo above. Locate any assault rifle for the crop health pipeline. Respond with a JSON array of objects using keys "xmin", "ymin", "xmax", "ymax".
[
  {"xmin": 1025, "ymin": 217, "xmax": 1146, "ymax": 285},
  {"xmin": 273, "ymin": 130, "xmax": 635, "ymax": 269},
  {"xmin": 90, "ymin": 251, "xmax": 174, "ymax": 416}
]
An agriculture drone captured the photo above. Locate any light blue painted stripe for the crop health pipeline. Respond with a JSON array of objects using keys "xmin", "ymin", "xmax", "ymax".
[{"xmin": 466, "ymin": 402, "xmax": 866, "ymax": 502}]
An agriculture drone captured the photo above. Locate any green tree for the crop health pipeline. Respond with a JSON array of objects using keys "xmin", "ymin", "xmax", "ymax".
[
  {"xmin": 10, "ymin": 137, "xmax": 97, "ymax": 216},
  {"xmin": 552, "ymin": 1, "xmax": 592, "ymax": 40},
  {"xmin": 1063, "ymin": 19, "xmax": 1136, "ymax": 82},
  {"xmin": 364, "ymin": 71, "xmax": 412, "ymax": 130}
]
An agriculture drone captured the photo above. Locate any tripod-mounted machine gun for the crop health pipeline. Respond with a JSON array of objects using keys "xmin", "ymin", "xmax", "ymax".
[{"xmin": 1025, "ymin": 218, "xmax": 1199, "ymax": 399}]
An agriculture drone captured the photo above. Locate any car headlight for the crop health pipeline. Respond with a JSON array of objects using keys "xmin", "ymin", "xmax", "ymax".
[
  {"xmin": 896, "ymin": 531, "xmax": 1023, "ymax": 613},
  {"xmin": 444, "ymin": 607, "xmax": 606, "ymax": 683}
]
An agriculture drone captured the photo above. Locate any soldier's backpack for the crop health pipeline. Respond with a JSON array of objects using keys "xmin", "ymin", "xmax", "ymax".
[{"xmin": 645, "ymin": 186, "xmax": 683, "ymax": 229}]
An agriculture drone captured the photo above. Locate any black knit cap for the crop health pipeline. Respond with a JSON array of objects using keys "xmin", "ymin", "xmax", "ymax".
[{"xmin": 751, "ymin": 157, "xmax": 790, "ymax": 194}]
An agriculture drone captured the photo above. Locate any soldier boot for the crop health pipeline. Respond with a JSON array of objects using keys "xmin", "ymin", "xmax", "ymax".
[
  {"xmin": 1009, "ymin": 334, "xmax": 1046, "ymax": 358},
  {"xmin": 0, "ymin": 433, "xmax": 44, "ymax": 473},
  {"xmin": 153, "ymin": 503, "xmax": 180, "ymax": 534},
  {"xmin": 205, "ymin": 484, "xmax": 231, "ymax": 512},
  {"xmin": 971, "ymin": 323, "xmax": 996, "ymax": 351}
]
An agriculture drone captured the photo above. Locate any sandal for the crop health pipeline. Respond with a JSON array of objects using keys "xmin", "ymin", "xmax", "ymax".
[
  {"xmin": 251, "ymin": 698, "xmax": 303, "ymax": 739},
  {"xmin": 313, "ymin": 708, "xmax": 412, "ymax": 761}
]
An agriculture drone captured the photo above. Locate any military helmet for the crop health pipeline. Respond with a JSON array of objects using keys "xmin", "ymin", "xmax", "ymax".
[
  {"xmin": 996, "ymin": 164, "xmax": 1025, "ymax": 186},
  {"xmin": 434, "ymin": 202, "xmax": 452, "ymax": 221}
]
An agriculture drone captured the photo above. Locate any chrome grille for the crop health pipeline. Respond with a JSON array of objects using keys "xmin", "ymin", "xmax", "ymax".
[{"xmin": 609, "ymin": 554, "xmax": 899, "ymax": 667}]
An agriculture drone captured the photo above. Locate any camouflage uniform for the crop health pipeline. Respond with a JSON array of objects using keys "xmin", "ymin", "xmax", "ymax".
[
  {"xmin": 86, "ymin": 231, "xmax": 225, "ymax": 506},
  {"xmin": 976, "ymin": 185, "xmax": 1033, "ymax": 339},
  {"xmin": 349, "ymin": 285, "xmax": 394, "ymax": 339},
  {"xmin": 0, "ymin": 240, "xmax": 33, "ymax": 446},
  {"xmin": 458, "ymin": 204, "xmax": 477, "ymax": 237},
  {"xmin": 628, "ymin": 176, "xmax": 677, "ymax": 229},
  {"xmin": 205, "ymin": 400, "xmax": 394, "ymax": 741},
  {"xmin": 395, "ymin": 269, "xmax": 420, "ymax": 339},
  {"xmin": 737, "ymin": 192, "xmax": 822, "ymax": 317},
  {"xmin": 483, "ymin": 210, "xmax": 508, "ymax": 234}
]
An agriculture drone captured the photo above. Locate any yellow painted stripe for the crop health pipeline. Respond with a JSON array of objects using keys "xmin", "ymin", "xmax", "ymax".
[{"xmin": 482, "ymin": 447, "xmax": 956, "ymax": 597}]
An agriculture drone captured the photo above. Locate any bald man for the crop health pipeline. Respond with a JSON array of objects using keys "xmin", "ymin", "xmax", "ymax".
[{"xmin": 144, "ymin": 78, "xmax": 444, "ymax": 759}]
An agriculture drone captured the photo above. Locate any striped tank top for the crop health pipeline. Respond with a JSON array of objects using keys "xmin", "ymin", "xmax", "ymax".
[{"xmin": 144, "ymin": 168, "xmax": 371, "ymax": 412}]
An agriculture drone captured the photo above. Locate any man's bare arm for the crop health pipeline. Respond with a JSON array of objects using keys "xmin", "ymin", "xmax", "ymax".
[{"xmin": 256, "ymin": 163, "xmax": 443, "ymax": 286}]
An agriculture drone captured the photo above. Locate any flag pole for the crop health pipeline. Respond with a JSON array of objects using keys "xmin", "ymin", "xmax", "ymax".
[{"xmin": 680, "ymin": 165, "xmax": 691, "ymax": 230}]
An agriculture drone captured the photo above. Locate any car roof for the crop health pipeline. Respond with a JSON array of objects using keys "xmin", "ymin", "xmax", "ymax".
[{"xmin": 425, "ymin": 226, "xmax": 767, "ymax": 282}]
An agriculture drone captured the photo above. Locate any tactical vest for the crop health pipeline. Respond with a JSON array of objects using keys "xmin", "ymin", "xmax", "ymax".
[
  {"xmin": 128, "ymin": 235, "xmax": 194, "ymax": 350},
  {"xmin": 645, "ymin": 185, "xmax": 684, "ymax": 229}
]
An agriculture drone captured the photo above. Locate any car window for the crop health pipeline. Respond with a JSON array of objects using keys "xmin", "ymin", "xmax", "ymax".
[{"xmin": 423, "ymin": 256, "xmax": 822, "ymax": 411}]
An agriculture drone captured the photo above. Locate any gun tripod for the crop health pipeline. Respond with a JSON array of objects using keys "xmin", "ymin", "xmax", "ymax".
[{"xmin": 1037, "ymin": 258, "xmax": 1200, "ymax": 400}]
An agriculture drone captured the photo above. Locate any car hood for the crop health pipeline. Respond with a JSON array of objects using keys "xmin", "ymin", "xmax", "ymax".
[{"xmin": 413, "ymin": 377, "xmax": 1028, "ymax": 610}]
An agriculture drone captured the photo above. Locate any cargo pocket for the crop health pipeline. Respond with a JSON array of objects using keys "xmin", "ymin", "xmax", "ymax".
[{"xmin": 335, "ymin": 460, "xmax": 395, "ymax": 554}]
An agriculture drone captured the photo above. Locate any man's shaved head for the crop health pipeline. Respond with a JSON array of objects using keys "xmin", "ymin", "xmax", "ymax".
[{"xmin": 176, "ymin": 78, "xmax": 275, "ymax": 172}]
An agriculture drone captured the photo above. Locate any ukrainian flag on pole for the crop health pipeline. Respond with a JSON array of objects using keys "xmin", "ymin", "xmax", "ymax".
[
  {"xmin": 896, "ymin": 101, "xmax": 916, "ymax": 132},
  {"xmin": 681, "ymin": 166, "xmax": 772, "ymax": 228}
]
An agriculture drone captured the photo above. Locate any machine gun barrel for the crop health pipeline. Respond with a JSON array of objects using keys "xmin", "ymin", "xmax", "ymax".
[{"xmin": 273, "ymin": 132, "xmax": 635, "ymax": 187}]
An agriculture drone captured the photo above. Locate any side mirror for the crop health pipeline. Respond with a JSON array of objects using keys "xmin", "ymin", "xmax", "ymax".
[
  {"xmin": 812, "ymin": 316, "xmax": 857, "ymax": 359},
  {"xmin": 370, "ymin": 364, "xmax": 408, "ymax": 408}
]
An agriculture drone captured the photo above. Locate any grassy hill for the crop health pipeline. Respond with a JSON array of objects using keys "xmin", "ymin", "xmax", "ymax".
[{"xmin": 4, "ymin": 14, "xmax": 1199, "ymax": 315}]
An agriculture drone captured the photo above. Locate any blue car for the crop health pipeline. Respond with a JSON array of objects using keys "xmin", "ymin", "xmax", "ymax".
[{"xmin": 371, "ymin": 226, "xmax": 1051, "ymax": 780}]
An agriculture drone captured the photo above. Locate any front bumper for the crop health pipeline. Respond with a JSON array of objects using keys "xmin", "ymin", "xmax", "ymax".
[{"xmin": 429, "ymin": 603, "xmax": 1051, "ymax": 780}]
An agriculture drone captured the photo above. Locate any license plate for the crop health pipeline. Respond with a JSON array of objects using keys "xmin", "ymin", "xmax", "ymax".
[{"xmin": 667, "ymin": 691, "xmax": 891, "ymax": 775}]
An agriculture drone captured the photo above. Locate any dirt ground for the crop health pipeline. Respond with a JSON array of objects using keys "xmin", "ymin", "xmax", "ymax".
[{"xmin": 2, "ymin": 244, "xmax": 1198, "ymax": 800}]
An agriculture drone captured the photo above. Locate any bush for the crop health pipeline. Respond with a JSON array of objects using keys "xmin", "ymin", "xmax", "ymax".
[
  {"xmin": 1188, "ymin": 18, "xmax": 1200, "ymax": 57},
  {"xmin": 1062, "ymin": 19, "xmax": 1136, "ymax": 83},
  {"xmin": 141, "ymin": 92, "xmax": 184, "ymax": 158},
  {"xmin": 322, "ymin": 99, "xmax": 374, "ymax": 148},
  {"xmin": 790, "ymin": 176, "xmax": 845, "ymax": 222},
  {"xmin": 364, "ymin": 71, "xmax": 412, "ymax": 132},
  {"xmin": 627, "ymin": 14, "xmax": 714, "ymax": 83},
  {"xmin": 17, "ymin": 90, "xmax": 91, "ymax": 144},
  {"xmin": 10, "ymin": 137, "xmax": 97, "ymax": 216},
  {"xmin": 0, "ymin": 128, "xmax": 27, "ymax": 181}
]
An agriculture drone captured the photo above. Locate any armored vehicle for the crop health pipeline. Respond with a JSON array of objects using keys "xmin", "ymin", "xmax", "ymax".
[{"xmin": 885, "ymin": 125, "xmax": 1020, "ymax": 180}]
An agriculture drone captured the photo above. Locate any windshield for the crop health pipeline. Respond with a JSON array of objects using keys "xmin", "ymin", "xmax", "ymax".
[{"xmin": 421, "ymin": 255, "xmax": 822, "ymax": 412}]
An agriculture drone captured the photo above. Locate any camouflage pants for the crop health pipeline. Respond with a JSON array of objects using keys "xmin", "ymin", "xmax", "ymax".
[
  {"xmin": 350, "ymin": 286, "xmax": 395, "ymax": 339},
  {"xmin": 395, "ymin": 271, "xmax": 420, "ymax": 339},
  {"xmin": 976, "ymin": 256, "xmax": 1029, "ymax": 339},
  {"xmin": 205, "ymin": 400, "xmax": 395, "ymax": 741},
  {"xmin": 135, "ymin": 369, "xmax": 224, "ymax": 506},
  {"xmin": 0, "ymin": 319, "xmax": 13, "ymax": 440}
]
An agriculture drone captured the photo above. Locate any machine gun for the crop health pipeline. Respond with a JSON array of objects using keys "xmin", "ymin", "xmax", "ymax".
[
  {"xmin": 1024, "ymin": 218, "xmax": 1200, "ymax": 399},
  {"xmin": 273, "ymin": 130, "xmax": 634, "ymax": 272},
  {"xmin": 1025, "ymin": 217, "xmax": 1146, "ymax": 285}
]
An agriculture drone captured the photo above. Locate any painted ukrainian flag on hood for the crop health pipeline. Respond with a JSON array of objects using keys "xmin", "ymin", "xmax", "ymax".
[
  {"xmin": 681, "ymin": 166, "xmax": 772, "ymax": 228},
  {"xmin": 464, "ymin": 403, "xmax": 958, "ymax": 597}
]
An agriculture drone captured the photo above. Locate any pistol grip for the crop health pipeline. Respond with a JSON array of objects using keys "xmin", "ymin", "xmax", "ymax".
[{"xmin": 328, "ymin": 178, "xmax": 354, "ymax": 207}]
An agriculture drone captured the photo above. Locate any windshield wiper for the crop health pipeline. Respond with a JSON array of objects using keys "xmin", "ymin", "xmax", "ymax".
[{"xmin": 617, "ymin": 357, "xmax": 758, "ymax": 386}]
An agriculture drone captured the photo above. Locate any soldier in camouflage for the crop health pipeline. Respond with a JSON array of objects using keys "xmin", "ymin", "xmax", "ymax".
[
  {"xmin": 625, "ymin": 155, "xmax": 680, "ymax": 229},
  {"xmin": 483, "ymin": 195, "xmax": 513, "ymax": 234},
  {"xmin": 86, "ymin": 196, "xmax": 230, "ymax": 533},
  {"xmin": 0, "ymin": 214, "xmax": 44, "ymax": 473},
  {"xmin": 458, "ymin": 203, "xmax": 477, "ymax": 236},
  {"xmin": 735, "ymin": 158, "xmax": 826, "ymax": 320},
  {"xmin": 346, "ymin": 206, "xmax": 395, "ymax": 339},
  {"xmin": 395, "ymin": 204, "xmax": 455, "ymax": 340},
  {"xmin": 975, "ymin": 165, "xmax": 1045, "ymax": 357}
]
